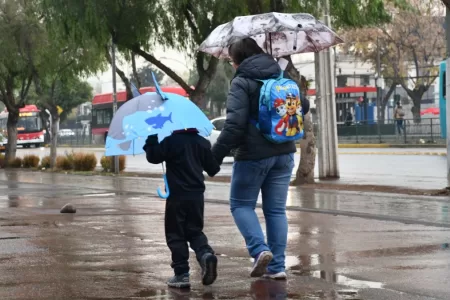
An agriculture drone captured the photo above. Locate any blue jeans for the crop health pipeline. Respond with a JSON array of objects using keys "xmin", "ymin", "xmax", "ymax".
[
  {"xmin": 396, "ymin": 120, "xmax": 404, "ymax": 135},
  {"xmin": 230, "ymin": 154, "xmax": 294, "ymax": 273}
]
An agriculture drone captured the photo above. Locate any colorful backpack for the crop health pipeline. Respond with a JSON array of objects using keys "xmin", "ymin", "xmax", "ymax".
[{"xmin": 251, "ymin": 72, "xmax": 304, "ymax": 144}]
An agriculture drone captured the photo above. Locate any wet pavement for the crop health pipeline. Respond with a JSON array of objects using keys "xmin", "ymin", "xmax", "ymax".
[
  {"xmin": 0, "ymin": 170, "xmax": 450, "ymax": 299},
  {"xmin": 16, "ymin": 147, "xmax": 449, "ymax": 190},
  {"xmin": 1, "ymin": 171, "xmax": 449, "ymax": 228}
]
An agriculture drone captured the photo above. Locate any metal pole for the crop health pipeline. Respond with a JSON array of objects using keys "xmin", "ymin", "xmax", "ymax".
[
  {"xmin": 376, "ymin": 37, "xmax": 382, "ymax": 142},
  {"xmin": 446, "ymin": 8, "xmax": 450, "ymax": 186},
  {"xmin": 316, "ymin": 0, "xmax": 339, "ymax": 179},
  {"xmin": 111, "ymin": 37, "xmax": 120, "ymax": 174}
]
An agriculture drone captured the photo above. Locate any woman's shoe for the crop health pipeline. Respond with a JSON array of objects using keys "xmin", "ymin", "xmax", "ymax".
[
  {"xmin": 250, "ymin": 251, "xmax": 273, "ymax": 277},
  {"xmin": 262, "ymin": 271, "xmax": 287, "ymax": 280}
]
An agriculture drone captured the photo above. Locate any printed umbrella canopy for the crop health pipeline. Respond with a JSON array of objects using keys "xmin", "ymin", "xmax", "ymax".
[
  {"xmin": 104, "ymin": 73, "xmax": 213, "ymax": 199},
  {"xmin": 198, "ymin": 12, "xmax": 343, "ymax": 59},
  {"xmin": 105, "ymin": 76, "xmax": 213, "ymax": 156}
]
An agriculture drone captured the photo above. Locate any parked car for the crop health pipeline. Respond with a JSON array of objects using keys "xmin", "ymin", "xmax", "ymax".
[
  {"xmin": 209, "ymin": 117, "xmax": 225, "ymax": 146},
  {"xmin": 0, "ymin": 133, "xmax": 6, "ymax": 152},
  {"xmin": 209, "ymin": 116, "xmax": 235, "ymax": 157}
]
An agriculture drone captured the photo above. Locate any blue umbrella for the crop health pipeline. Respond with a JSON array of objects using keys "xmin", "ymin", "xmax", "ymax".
[
  {"xmin": 130, "ymin": 81, "xmax": 141, "ymax": 97},
  {"xmin": 105, "ymin": 73, "xmax": 213, "ymax": 198}
]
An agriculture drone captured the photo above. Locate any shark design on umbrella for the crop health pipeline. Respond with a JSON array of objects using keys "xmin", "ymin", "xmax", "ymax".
[
  {"xmin": 104, "ymin": 72, "xmax": 214, "ymax": 199},
  {"xmin": 145, "ymin": 113, "xmax": 173, "ymax": 129}
]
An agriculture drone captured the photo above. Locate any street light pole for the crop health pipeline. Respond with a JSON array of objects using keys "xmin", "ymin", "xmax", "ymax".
[
  {"xmin": 376, "ymin": 37, "xmax": 382, "ymax": 141},
  {"xmin": 446, "ymin": 7, "xmax": 450, "ymax": 186},
  {"xmin": 111, "ymin": 36, "xmax": 119, "ymax": 175},
  {"xmin": 316, "ymin": 0, "xmax": 339, "ymax": 179}
]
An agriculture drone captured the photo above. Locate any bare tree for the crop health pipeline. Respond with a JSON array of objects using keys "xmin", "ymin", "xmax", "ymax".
[{"xmin": 341, "ymin": 0, "xmax": 446, "ymax": 122}]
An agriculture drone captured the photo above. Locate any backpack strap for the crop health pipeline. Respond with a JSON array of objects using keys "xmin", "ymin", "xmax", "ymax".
[
  {"xmin": 276, "ymin": 71, "xmax": 284, "ymax": 80},
  {"xmin": 250, "ymin": 72, "xmax": 284, "ymax": 127}
]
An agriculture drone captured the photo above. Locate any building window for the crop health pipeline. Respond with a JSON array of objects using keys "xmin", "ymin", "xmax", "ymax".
[
  {"xmin": 97, "ymin": 110, "xmax": 104, "ymax": 125},
  {"xmin": 104, "ymin": 110, "xmax": 112, "ymax": 124}
]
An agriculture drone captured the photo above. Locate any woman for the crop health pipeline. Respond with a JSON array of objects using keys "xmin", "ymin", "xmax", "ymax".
[
  {"xmin": 212, "ymin": 38, "xmax": 310, "ymax": 280},
  {"xmin": 394, "ymin": 102, "xmax": 405, "ymax": 135}
]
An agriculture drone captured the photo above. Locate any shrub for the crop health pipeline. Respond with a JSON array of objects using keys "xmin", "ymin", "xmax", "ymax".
[
  {"xmin": 65, "ymin": 151, "xmax": 75, "ymax": 167},
  {"xmin": 73, "ymin": 152, "xmax": 97, "ymax": 172},
  {"xmin": 56, "ymin": 155, "xmax": 72, "ymax": 170},
  {"xmin": 100, "ymin": 155, "xmax": 111, "ymax": 172},
  {"xmin": 0, "ymin": 154, "xmax": 5, "ymax": 168},
  {"xmin": 22, "ymin": 155, "xmax": 40, "ymax": 168},
  {"xmin": 8, "ymin": 157, "xmax": 22, "ymax": 168},
  {"xmin": 101, "ymin": 155, "xmax": 126, "ymax": 172},
  {"xmin": 40, "ymin": 156, "xmax": 51, "ymax": 169}
]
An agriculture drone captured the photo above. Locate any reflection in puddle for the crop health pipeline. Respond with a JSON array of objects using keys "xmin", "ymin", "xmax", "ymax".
[
  {"xmin": 311, "ymin": 271, "xmax": 384, "ymax": 289},
  {"xmin": 288, "ymin": 253, "xmax": 384, "ymax": 294},
  {"xmin": 83, "ymin": 193, "xmax": 116, "ymax": 197}
]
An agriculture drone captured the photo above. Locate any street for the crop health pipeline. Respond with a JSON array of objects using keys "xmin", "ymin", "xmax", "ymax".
[
  {"xmin": 15, "ymin": 146, "xmax": 449, "ymax": 189},
  {"xmin": 0, "ymin": 170, "xmax": 449, "ymax": 299}
]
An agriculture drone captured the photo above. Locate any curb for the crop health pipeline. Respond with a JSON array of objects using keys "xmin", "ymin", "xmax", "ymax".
[
  {"xmin": 338, "ymin": 143, "xmax": 446, "ymax": 149},
  {"xmin": 339, "ymin": 144, "xmax": 390, "ymax": 148},
  {"xmin": 52, "ymin": 144, "xmax": 446, "ymax": 150},
  {"xmin": 339, "ymin": 151, "xmax": 446, "ymax": 156}
]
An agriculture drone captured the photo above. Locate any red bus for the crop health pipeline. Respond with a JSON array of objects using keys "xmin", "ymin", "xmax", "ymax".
[
  {"xmin": 0, "ymin": 105, "xmax": 46, "ymax": 148},
  {"xmin": 91, "ymin": 86, "xmax": 189, "ymax": 143}
]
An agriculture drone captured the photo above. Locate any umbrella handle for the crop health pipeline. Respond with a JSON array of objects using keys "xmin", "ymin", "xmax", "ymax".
[{"xmin": 157, "ymin": 173, "xmax": 170, "ymax": 199}]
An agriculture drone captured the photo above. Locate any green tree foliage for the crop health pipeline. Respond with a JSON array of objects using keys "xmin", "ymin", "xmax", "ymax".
[
  {"xmin": 246, "ymin": 0, "xmax": 407, "ymax": 28},
  {"xmin": 0, "ymin": 0, "xmax": 46, "ymax": 162},
  {"xmin": 130, "ymin": 64, "xmax": 165, "ymax": 88},
  {"xmin": 29, "ymin": 78, "xmax": 93, "ymax": 123},
  {"xmin": 40, "ymin": 0, "xmax": 245, "ymax": 107},
  {"xmin": 188, "ymin": 61, "xmax": 235, "ymax": 117},
  {"xmin": 0, "ymin": 0, "xmax": 103, "ymax": 164}
]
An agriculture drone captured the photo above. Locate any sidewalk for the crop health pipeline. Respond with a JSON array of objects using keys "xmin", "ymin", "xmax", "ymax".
[
  {"xmin": 16, "ymin": 146, "xmax": 450, "ymax": 190},
  {"xmin": 0, "ymin": 176, "xmax": 449, "ymax": 299},
  {"xmin": 1, "ymin": 170, "xmax": 449, "ymax": 228}
]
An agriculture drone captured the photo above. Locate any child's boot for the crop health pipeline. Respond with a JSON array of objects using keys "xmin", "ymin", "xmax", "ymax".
[
  {"xmin": 200, "ymin": 253, "xmax": 218, "ymax": 286},
  {"xmin": 167, "ymin": 273, "xmax": 190, "ymax": 289}
]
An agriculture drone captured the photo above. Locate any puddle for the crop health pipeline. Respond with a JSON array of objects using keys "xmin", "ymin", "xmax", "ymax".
[
  {"xmin": 133, "ymin": 288, "xmax": 168, "ymax": 298},
  {"xmin": 83, "ymin": 193, "xmax": 116, "ymax": 197},
  {"xmin": 311, "ymin": 270, "xmax": 384, "ymax": 289}
]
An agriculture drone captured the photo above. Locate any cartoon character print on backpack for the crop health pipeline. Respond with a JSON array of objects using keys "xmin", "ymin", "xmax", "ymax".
[
  {"xmin": 274, "ymin": 93, "xmax": 303, "ymax": 137},
  {"xmin": 254, "ymin": 73, "xmax": 304, "ymax": 144},
  {"xmin": 274, "ymin": 98, "xmax": 287, "ymax": 134}
]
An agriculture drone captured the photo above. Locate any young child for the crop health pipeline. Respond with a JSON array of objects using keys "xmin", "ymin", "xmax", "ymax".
[{"xmin": 143, "ymin": 128, "xmax": 220, "ymax": 289}]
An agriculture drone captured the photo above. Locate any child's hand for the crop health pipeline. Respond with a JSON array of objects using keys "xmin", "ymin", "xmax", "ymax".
[{"xmin": 145, "ymin": 134, "xmax": 159, "ymax": 145}]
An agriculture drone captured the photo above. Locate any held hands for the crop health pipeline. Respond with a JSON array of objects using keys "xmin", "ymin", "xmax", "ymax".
[
  {"xmin": 145, "ymin": 134, "xmax": 159, "ymax": 145},
  {"xmin": 142, "ymin": 134, "xmax": 158, "ymax": 152}
]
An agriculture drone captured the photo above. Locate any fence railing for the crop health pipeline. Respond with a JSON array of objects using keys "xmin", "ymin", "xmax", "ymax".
[
  {"xmin": 57, "ymin": 131, "xmax": 96, "ymax": 147},
  {"xmin": 313, "ymin": 118, "xmax": 444, "ymax": 145},
  {"xmin": 55, "ymin": 118, "xmax": 443, "ymax": 147}
]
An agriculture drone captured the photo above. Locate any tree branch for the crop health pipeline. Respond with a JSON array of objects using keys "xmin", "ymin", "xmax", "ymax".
[
  {"xmin": 132, "ymin": 45, "xmax": 193, "ymax": 94},
  {"xmin": 191, "ymin": 55, "xmax": 219, "ymax": 102},
  {"xmin": 196, "ymin": 52, "xmax": 206, "ymax": 76},
  {"xmin": 183, "ymin": 6, "xmax": 201, "ymax": 44},
  {"xmin": 441, "ymin": 0, "xmax": 450, "ymax": 11},
  {"xmin": 382, "ymin": 82, "xmax": 397, "ymax": 107},
  {"xmin": 411, "ymin": 48, "xmax": 420, "ymax": 80},
  {"xmin": 104, "ymin": 45, "xmax": 133, "ymax": 100},
  {"xmin": 131, "ymin": 53, "xmax": 141, "ymax": 88},
  {"xmin": 18, "ymin": 75, "xmax": 33, "ymax": 106}
]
